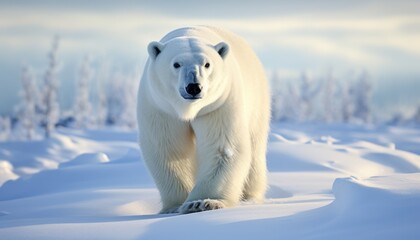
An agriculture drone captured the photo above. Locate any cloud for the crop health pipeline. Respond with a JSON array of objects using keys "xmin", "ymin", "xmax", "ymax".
[
  {"xmin": 2, "ymin": 0, "xmax": 420, "ymax": 18},
  {"xmin": 0, "ymin": 1, "xmax": 419, "ymax": 115}
]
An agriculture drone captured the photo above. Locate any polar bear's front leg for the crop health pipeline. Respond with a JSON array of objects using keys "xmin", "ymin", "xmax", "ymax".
[
  {"xmin": 180, "ymin": 112, "xmax": 252, "ymax": 214},
  {"xmin": 138, "ymin": 110, "xmax": 196, "ymax": 214}
]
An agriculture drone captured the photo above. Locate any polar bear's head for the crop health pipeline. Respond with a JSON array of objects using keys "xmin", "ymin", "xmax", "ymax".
[{"xmin": 146, "ymin": 37, "xmax": 230, "ymax": 120}]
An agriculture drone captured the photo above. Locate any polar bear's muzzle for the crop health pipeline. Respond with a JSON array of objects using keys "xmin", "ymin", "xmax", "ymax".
[{"xmin": 180, "ymin": 70, "xmax": 204, "ymax": 100}]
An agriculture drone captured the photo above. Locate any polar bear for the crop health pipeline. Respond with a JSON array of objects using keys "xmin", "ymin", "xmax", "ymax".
[{"xmin": 137, "ymin": 26, "xmax": 270, "ymax": 214}]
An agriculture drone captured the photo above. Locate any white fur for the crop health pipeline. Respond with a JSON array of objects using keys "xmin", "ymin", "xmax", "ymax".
[{"xmin": 137, "ymin": 26, "xmax": 270, "ymax": 214}]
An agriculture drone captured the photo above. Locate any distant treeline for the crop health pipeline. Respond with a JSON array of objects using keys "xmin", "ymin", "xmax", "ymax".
[{"xmin": 1, "ymin": 37, "xmax": 419, "ymax": 141}]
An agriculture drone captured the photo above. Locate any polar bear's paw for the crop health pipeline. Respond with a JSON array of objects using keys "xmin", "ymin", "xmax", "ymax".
[{"xmin": 179, "ymin": 199, "xmax": 225, "ymax": 214}]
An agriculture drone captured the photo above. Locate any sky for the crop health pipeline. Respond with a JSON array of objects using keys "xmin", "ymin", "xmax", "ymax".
[{"xmin": 1, "ymin": 0, "xmax": 419, "ymax": 119}]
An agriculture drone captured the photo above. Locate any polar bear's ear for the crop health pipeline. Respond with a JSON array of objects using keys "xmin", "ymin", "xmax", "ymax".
[
  {"xmin": 148, "ymin": 41, "xmax": 165, "ymax": 60},
  {"xmin": 214, "ymin": 42, "xmax": 229, "ymax": 59}
]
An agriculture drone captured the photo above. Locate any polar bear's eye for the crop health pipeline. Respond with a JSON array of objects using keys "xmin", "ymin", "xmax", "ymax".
[
  {"xmin": 173, "ymin": 62, "xmax": 181, "ymax": 69},
  {"xmin": 205, "ymin": 63, "xmax": 210, "ymax": 68}
]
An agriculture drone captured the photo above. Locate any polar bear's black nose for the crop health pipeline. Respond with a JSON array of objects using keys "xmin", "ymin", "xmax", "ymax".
[{"xmin": 185, "ymin": 83, "xmax": 202, "ymax": 96}]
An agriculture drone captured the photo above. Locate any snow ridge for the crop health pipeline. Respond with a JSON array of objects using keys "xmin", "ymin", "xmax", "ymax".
[{"xmin": 0, "ymin": 123, "xmax": 419, "ymax": 239}]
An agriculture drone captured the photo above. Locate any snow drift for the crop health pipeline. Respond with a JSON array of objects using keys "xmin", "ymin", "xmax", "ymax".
[{"xmin": 0, "ymin": 123, "xmax": 419, "ymax": 239}]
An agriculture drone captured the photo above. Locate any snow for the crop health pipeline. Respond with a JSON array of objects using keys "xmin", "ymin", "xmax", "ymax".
[{"xmin": 0, "ymin": 123, "xmax": 419, "ymax": 239}]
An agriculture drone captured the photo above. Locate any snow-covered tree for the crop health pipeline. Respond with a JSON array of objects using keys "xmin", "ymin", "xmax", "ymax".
[
  {"xmin": 413, "ymin": 106, "xmax": 420, "ymax": 124},
  {"xmin": 270, "ymin": 71, "xmax": 284, "ymax": 121},
  {"xmin": 94, "ymin": 60, "xmax": 111, "ymax": 127},
  {"xmin": 282, "ymin": 82, "xmax": 301, "ymax": 121},
  {"xmin": 322, "ymin": 71, "xmax": 337, "ymax": 123},
  {"xmin": 73, "ymin": 55, "xmax": 94, "ymax": 128},
  {"xmin": 0, "ymin": 116, "xmax": 11, "ymax": 141},
  {"xmin": 298, "ymin": 72, "xmax": 320, "ymax": 122},
  {"xmin": 339, "ymin": 81, "xmax": 354, "ymax": 123},
  {"xmin": 270, "ymin": 71, "xmax": 320, "ymax": 122},
  {"xmin": 16, "ymin": 64, "xmax": 39, "ymax": 139},
  {"xmin": 106, "ymin": 72, "xmax": 124, "ymax": 125},
  {"xmin": 269, "ymin": 69, "xmax": 374, "ymax": 124},
  {"xmin": 352, "ymin": 71, "xmax": 372, "ymax": 123},
  {"xmin": 119, "ymin": 72, "xmax": 138, "ymax": 129},
  {"xmin": 106, "ymin": 71, "xmax": 138, "ymax": 128},
  {"xmin": 39, "ymin": 36, "xmax": 61, "ymax": 138}
]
